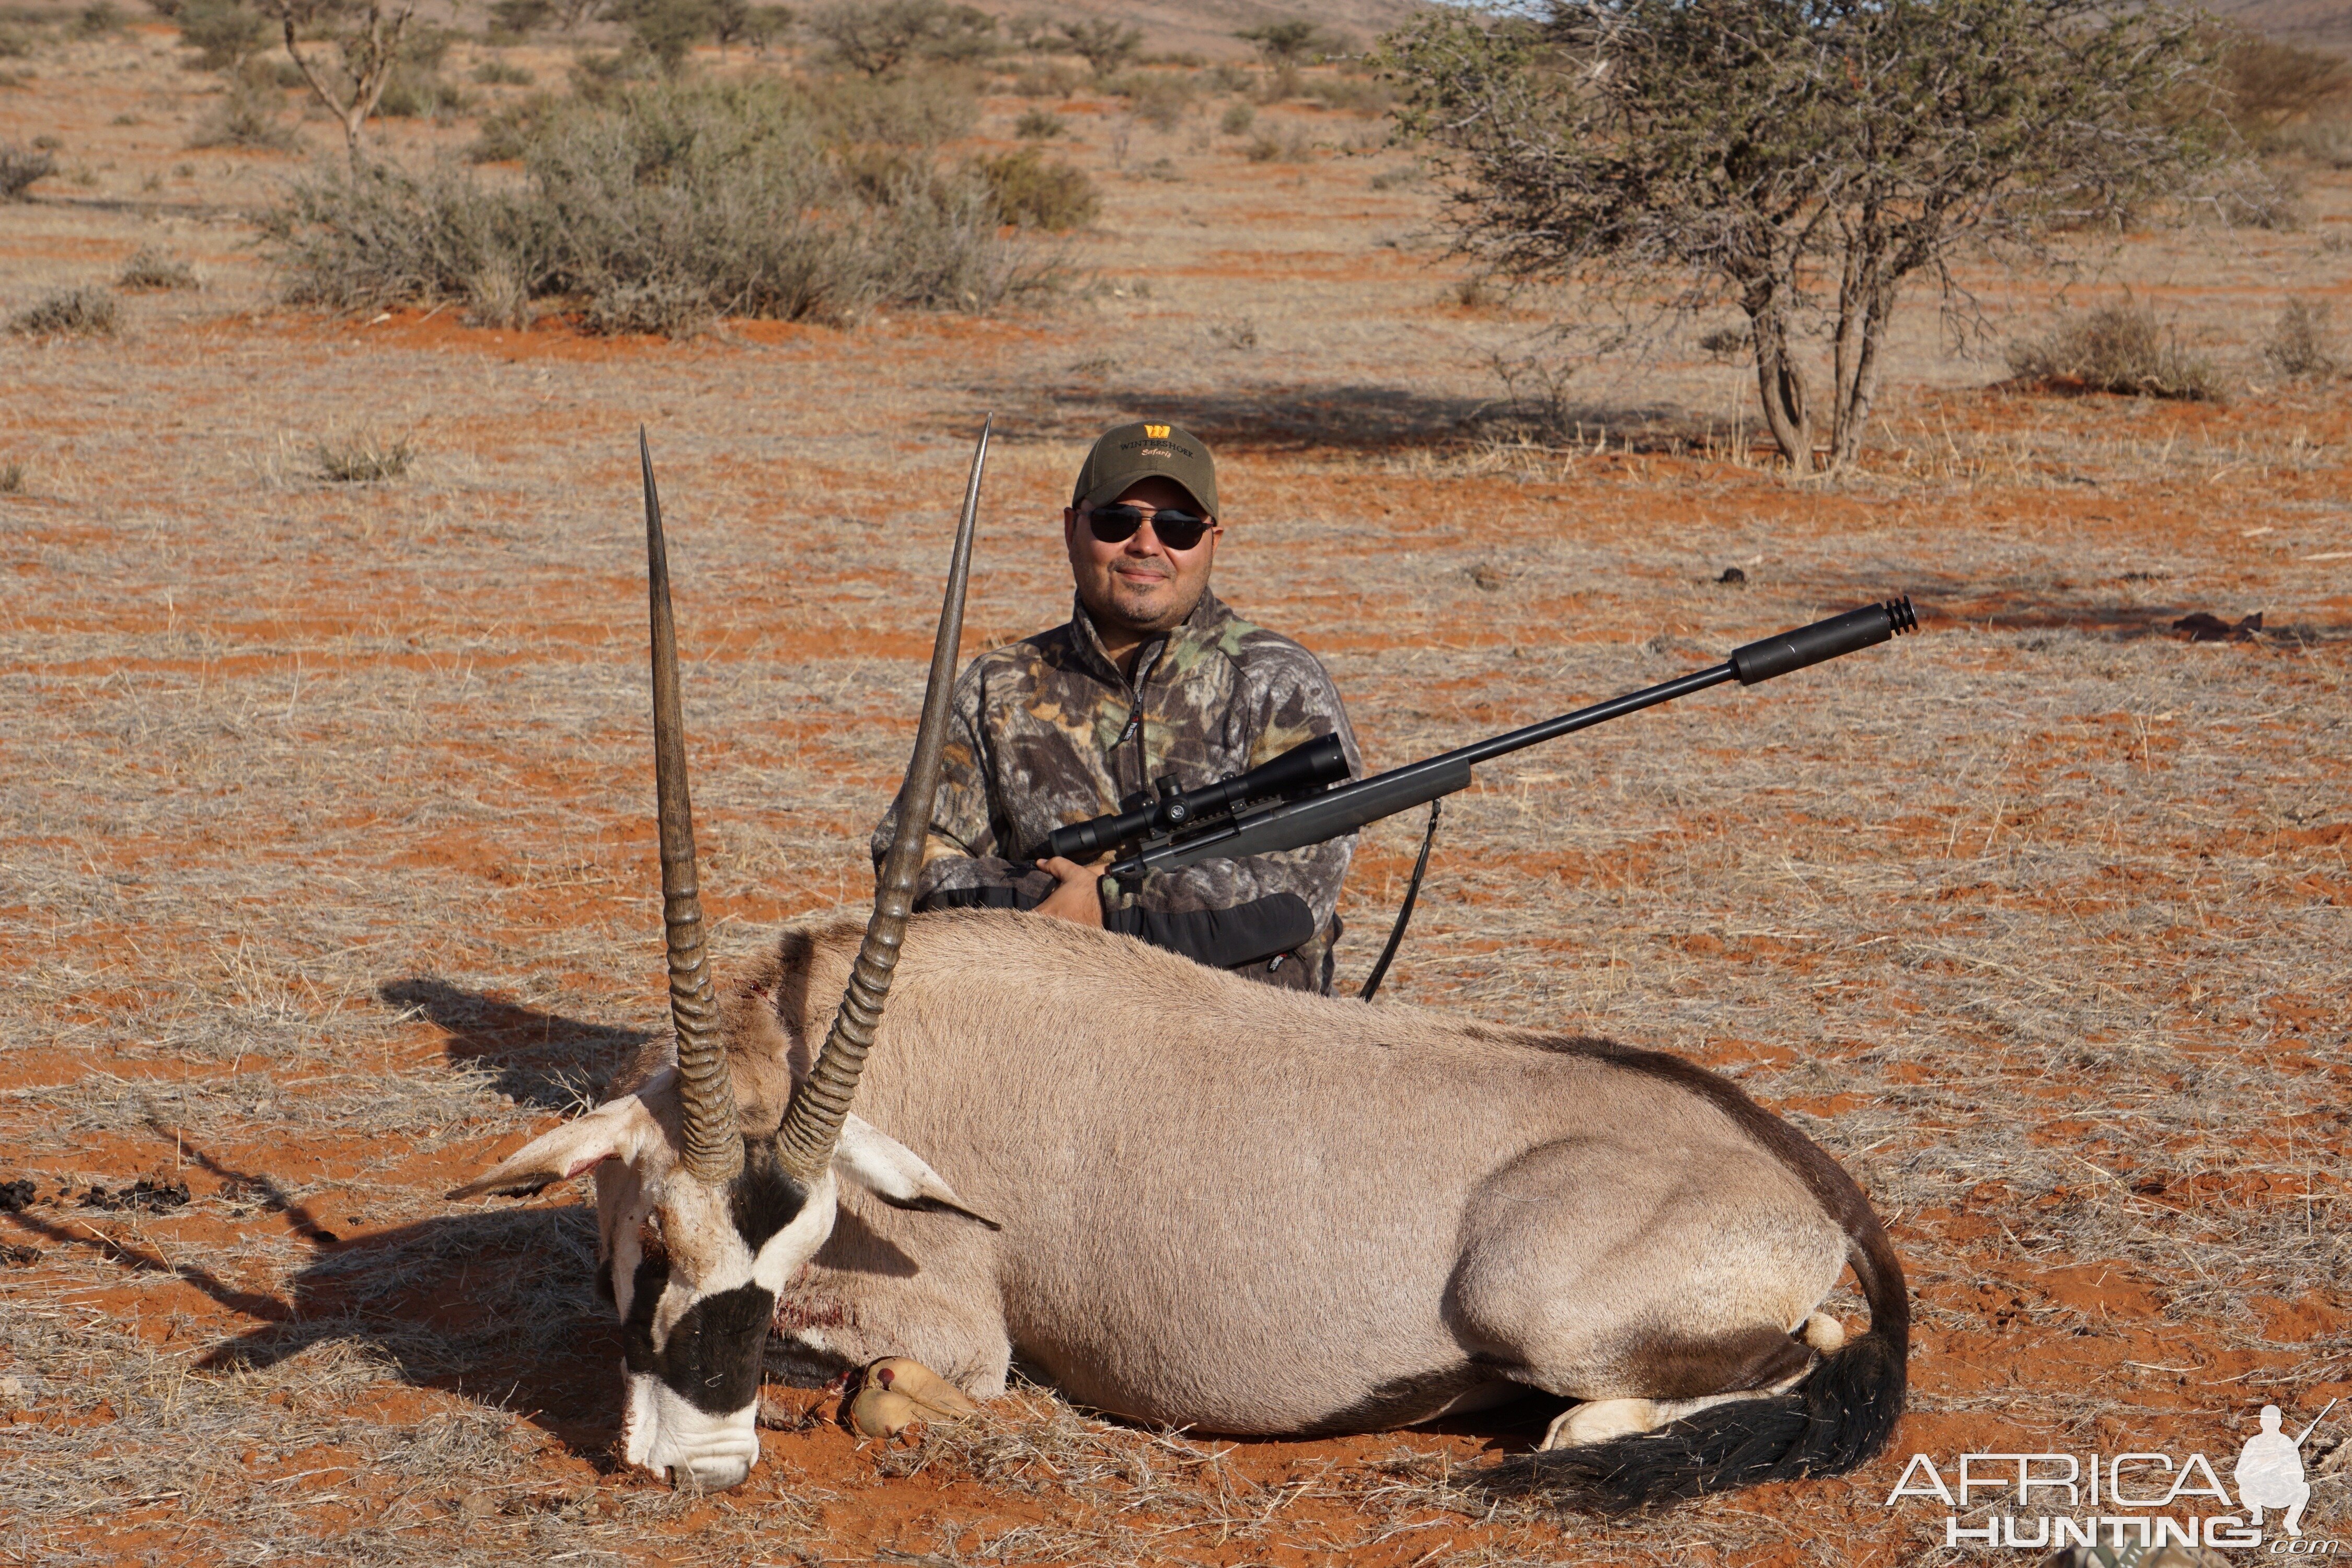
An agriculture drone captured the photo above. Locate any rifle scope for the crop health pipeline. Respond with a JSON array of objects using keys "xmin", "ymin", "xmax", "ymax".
[{"xmin": 1033, "ymin": 732, "xmax": 1350, "ymax": 863}]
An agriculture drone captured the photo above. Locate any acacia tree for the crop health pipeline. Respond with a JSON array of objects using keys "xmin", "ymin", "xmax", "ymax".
[
  {"xmin": 267, "ymin": 0, "xmax": 413, "ymax": 165},
  {"xmin": 1384, "ymin": 0, "xmax": 2222, "ymax": 470}
]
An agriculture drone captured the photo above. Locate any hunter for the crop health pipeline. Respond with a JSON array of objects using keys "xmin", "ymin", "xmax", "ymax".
[{"xmin": 873, "ymin": 420, "xmax": 1362, "ymax": 992}]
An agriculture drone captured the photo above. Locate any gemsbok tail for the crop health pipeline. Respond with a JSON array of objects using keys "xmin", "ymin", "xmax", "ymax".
[{"xmin": 1485, "ymin": 1203, "xmax": 1909, "ymax": 1515}]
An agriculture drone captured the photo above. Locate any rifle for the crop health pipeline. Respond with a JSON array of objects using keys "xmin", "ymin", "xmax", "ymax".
[{"xmin": 1039, "ymin": 596, "xmax": 1918, "ymax": 995}]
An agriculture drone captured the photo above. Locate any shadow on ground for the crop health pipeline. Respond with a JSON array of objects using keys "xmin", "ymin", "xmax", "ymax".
[
  {"xmin": 381, "ymin": 977, "xmax": 652, "ymax": 1112},
  {"xmin": 973, "ymin": 378, "xmax": 1706, "ymax": 456}
]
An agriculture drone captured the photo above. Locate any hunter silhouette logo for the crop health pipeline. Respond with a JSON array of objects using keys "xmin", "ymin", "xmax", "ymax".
[
  {"xmin": 1144, "ymin": 424, "xmax": 1170, "ymax": 438},
  {"xmin": 1884, "ymin": 1397, "xmax": 2338, "ymax": 1551},
  {"xmin": 2237, "ymin": 1400, "xmax": 2333, "ymax": 1537}
]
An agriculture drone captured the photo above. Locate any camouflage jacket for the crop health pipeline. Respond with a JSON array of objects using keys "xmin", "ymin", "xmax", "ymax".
[{"xmin": 872, "ymin": 590, "xmax": 1362, "ymax": 991}]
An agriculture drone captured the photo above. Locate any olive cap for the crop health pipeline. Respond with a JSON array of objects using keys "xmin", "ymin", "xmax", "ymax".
[{"xmin": 1069, "ymin": 421, "xmax": 1217, "ymax": 516}]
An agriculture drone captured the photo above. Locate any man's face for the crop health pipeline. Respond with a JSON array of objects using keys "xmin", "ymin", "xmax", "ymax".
[{"xmin": 1062, "ymin": 476, "xmax": 1223, "ymax": 639}]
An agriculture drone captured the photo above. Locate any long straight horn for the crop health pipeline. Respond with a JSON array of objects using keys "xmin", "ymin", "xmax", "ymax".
[
  {"xmin": 775, "ymin": 416, "xmax": 989, "ymax": 1180},
  {"xmin": 643, "ymin": 429, "xmax": 739, "ymax": 1185}
]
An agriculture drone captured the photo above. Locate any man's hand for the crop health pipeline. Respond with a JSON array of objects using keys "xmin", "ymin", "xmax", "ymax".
[{"xmin": 1035, "ymin": 856, "xmax": 1107, "ymax": 927}]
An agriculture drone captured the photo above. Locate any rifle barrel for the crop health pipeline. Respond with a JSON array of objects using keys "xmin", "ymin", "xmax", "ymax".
[{"xmin": 1105, "ymin": 596, "xmax": 1915, "ymax": 887}]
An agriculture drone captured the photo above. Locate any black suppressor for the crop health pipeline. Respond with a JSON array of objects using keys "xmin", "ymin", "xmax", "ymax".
[
  {"xmin": 1729, "ymin": 597, "xmax": 1918, "ymax": 685},
  {"xmin": 1033, "ymin": 731, "xmax": 1350, "ymax": 863}
]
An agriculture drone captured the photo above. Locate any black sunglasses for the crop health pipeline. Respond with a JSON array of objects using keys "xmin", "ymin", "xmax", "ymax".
[{"xmin": 1086, "ymin": 503, "xmax": 1213, "ymax": 550}]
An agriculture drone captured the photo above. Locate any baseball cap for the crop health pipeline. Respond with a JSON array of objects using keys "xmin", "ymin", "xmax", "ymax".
[{"xmin": 1070, "ymin": 421, "xmax": 1218, "ymax": 516}]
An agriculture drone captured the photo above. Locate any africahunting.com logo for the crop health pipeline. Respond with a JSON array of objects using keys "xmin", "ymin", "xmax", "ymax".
[{"xmin": 1886, "ymin": 1401, "xmax": 2339, "ymax": 1553}]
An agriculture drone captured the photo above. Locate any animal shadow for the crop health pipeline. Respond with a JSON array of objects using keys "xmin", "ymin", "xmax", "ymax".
[{"xmin": 380, "ymin": 976, "xmax": 652, "ymax": 1112}]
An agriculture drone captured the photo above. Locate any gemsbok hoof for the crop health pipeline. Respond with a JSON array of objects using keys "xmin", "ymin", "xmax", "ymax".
[{"xmin": 846, "ymin": 1357, "xmax": 976, "ymax": 1440}]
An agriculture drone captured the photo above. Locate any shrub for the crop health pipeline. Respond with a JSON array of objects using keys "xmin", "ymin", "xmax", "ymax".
[
  {"xmin": 973, "ymin": 145, "xmax": 1096, "ymax": 229},
  {"xmin": 1006, "ymin": 61, "xmax": 1078, "ymax": 97},
  {"xmin": 2263, "ymin": 297, "xmax": 2339, "ymax": 379},
  {"xmin": 607, "ymin": 0, "xmax": 715, "ymax": 75},
  {"xmin": 315, "ymin": 432, "xmax": 412, "ymax": 481},
  {"xmin": 488, "ymin": 0, "xmax": 551, "ymax": 37},
  {"xmin": 118, "ymin": 246, "xmax": 199, "ymax": 289},
  {"xmin": 1109, "ymin": 70, "xmax": 1190, "ymax": 130},
  {"xmin": 1218, "ymin": 101, "xmax": 1253, "ymax": 136},
  {"xmin": 2279, "ymin": 119, "xmax": 2352, "ymax": 169},
  {"xmin": 10, "ymin": 285, "xmax": 119, "ymax": 337},
  {"xmin": 176, "ymin": 0, "xmax": 269, "ymax": 71},
  {"xmin": 377, "ymin": 65, "xmax": 470, "ymax": 120},
  {"xmin": 811, "ymin": 0, "xmax": 995, "ymax": 77},
  {"xmin": 1059, "ymin": 17, "xmax": 1139, "ymax": 76},
  {"xmin": 805, "ymin": 67, "xmax": 979, "ymax": 147},
  {"xmin": 467, "ymin": 91, "xmax": 555, "ymax": 161},
  {"xmin": 472, "ymin": 58, "xmax": 535, "ymax": 86},
  {"xmin": 1012, "ymin": 107, "xmax": 1062, "ymax": 139},
  {"xmin": 0, "ymin": 24, "xmax": 32, "ymax": 58},
  {"xmin": 0, "ymin": 459, "xmax": 23, "ymax": 493},
  {"xmin": 267, "ymin": 78, "xmax": 1063, "ymax": 334},
  {"xmin": 1, "ymin": 141, "xmax": 53, "ymax": 199},
  {"xmin": 1244, "ymin": 126, "xmax": 1310, "ymax": 164},
  {"xmin": 187, "ymin": 78, "xmax": 301, "ymax": 150},
  {"xmin": 2006, "ymin": 303, "xmax": 2219, "ymax": 400},
  {"xmin": 1304, "ymin": 75, "xmax": 1390, "ymax": 114}
]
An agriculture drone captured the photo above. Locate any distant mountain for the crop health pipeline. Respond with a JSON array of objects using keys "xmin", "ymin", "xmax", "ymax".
[{"xmin": 2207, "ymin": 0, "xmax": 2352, "ymax": 55}]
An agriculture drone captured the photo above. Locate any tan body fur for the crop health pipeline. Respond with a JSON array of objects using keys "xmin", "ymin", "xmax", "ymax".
[{"xmin": 617, "ymin": 909, "xmax": 1882, "ymax": 1436}]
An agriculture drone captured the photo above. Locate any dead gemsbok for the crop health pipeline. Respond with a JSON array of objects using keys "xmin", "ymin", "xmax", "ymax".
[{"xmin": 452, "ymin": 422, "xmax": 1909, "ymax": 1511}]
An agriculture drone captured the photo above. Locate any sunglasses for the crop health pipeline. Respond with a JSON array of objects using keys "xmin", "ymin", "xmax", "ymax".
[{"xmin": 1086, "ymin": 503, "xmax": 1214, "ymax": 551}]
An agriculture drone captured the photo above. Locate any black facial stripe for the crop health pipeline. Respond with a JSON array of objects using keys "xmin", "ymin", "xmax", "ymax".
[
  {"xmin": 619, "ymin": 1254, "xmax": 775, "ymax": 1414},
  {"xmin": 619, "ymin": 1255, "xmax": 673, "ymax": 1374},
  {"xmin": 730, "ymin": 1135, "xmax": 812, "ymax": 1252},
  {"xmin": 653, "ymin": 1283, "xmax": 775, "ymax": 1414},
  {"xmin": 594, "ymin": 1255, "xmax": 614, "ymax": 1304}
]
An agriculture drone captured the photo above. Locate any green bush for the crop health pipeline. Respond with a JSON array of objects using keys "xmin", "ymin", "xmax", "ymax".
[
  {"xmin": 0, "ymin": 24, "xmax": 34, "ymax": 58},
  {"xmin": 10, "ymin": 285, "xmax": 118, "ymax": 337},
  {"xmin": 972, "ymin": 145, "xmax": 1096, "ymax": 229},
  {"xmin": 2007, "ymin": 304, "xmax": 2218, "ymax": 400},
  {"xmin": 268, "ymin": 78, "xmax": 1063, "ymax": 335},
  {"xmin": 1218, "ymin": 101, "xmax": 1253, "ymax": 136}
]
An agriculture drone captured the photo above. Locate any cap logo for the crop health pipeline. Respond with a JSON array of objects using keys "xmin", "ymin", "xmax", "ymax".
[{"xmin": 1144, "ymin": 424, "xmax": 1170, "ymax": 438}]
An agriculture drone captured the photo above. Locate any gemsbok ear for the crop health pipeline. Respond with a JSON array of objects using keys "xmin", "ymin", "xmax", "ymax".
[
  {"xmin": 835, "ymin": 1114, "xmax": 1002, "ymax": 1231},
  {"xmin": 447, "ymin": 1096, "xmax": 666, "ymax": 1201}
]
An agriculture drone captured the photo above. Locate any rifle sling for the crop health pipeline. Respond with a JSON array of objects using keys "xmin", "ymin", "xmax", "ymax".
[{"xmin": 1359, "ymin": 797, "xmax": 1441, "ymax": 1004}]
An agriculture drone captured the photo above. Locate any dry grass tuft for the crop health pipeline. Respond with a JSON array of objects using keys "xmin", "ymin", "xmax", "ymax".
[
  {"xmin": 2263, "ymin": 296, "xmax": 2341, "ymax": 379},
  {"xmin": 313, "ymin": 431, "xmax": 414, "ymax": 482},
  {"xmin": 8, "ymin": 284, "xmax": 116, "ymax": 337},
  {"xmin": 0, "ymin": 139, "xmax": 52, "ymax": 199},
  {"xmin": 2007, "ymin": 302, "xmax": 2220, "ymax": 400},
  {"xmin": 116, "ymin": 246, "xmax": 199, "ymax": 292}
]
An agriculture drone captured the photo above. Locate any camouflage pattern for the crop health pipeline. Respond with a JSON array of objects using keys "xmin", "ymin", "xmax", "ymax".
[{"xmin": 872, "ymin": 589, "xmax": 1362, "ymax": 988}]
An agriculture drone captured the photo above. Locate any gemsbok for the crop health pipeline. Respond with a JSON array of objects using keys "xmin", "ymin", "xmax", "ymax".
[{"xmin": 452, "ymin": 422, "xmax": 1908, "ymax": 1512}]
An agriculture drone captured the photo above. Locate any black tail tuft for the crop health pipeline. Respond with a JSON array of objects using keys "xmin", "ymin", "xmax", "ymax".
[{"xmin": 1478, "ymin": 1329, "xmax": 1907, "ymax": 1516}]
